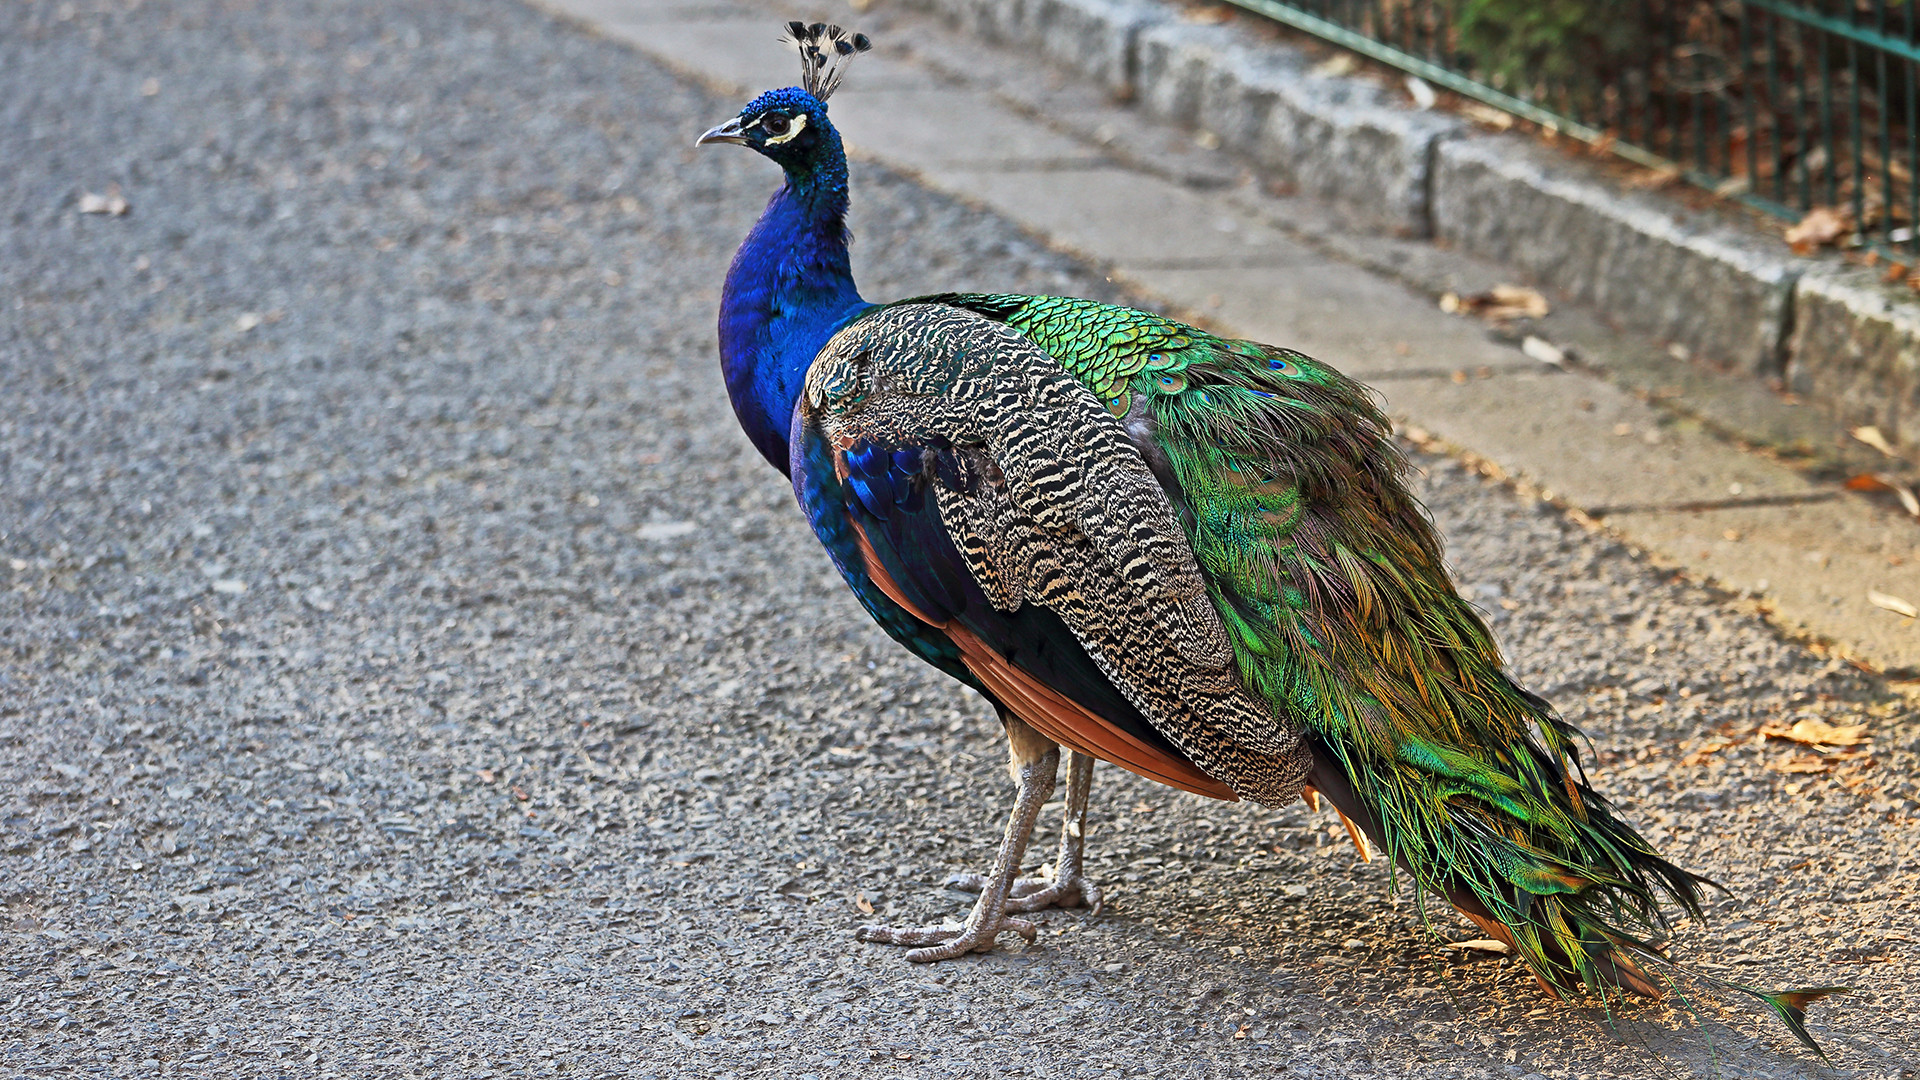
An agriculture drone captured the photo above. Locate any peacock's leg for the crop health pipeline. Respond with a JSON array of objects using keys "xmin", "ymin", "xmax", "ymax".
[
  {"xmin": 856, "ymin": 715, "xmax": 1058, "ymax": 962},
  {"xmin": 944, "ymin": 749, "xmax": 1102, "ymax": 913}
]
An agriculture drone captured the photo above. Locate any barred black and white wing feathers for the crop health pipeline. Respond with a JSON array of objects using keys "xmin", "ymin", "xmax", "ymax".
[{"xmin": 793, "ymin": 302, "xmax": 1310, "ymax": 804}]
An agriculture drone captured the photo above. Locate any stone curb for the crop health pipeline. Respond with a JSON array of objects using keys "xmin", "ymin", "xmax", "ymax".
[
  {"xmin": 1134, "ymin": 19, "xmax": 1459, "ymax": 236},
  {"xmin": 1430, "ymin": 134, "xmax": 1799, "ymax": 380},
  {"xmin": 1790, "ymin": 265, "xmax": 1920, "ymax": 450},
  {"xmin": 899, "ymin": 0, "xmax": 1920, "ymax": 463},
  {"xmin": 909, "ymin": 0, "xmax": 1164, "ymax": 98}
]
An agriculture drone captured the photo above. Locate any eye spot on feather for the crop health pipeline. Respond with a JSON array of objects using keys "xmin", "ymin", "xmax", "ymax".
[
  {"xmin": 1104, "ymin": 394, "xmax": 1129, "ymax": 418},
  {"xmin": 1258, "ymin": 506, "xmax": 1298, "ymax": 529},
  {"xmin": 1268, "ymin": 356, "xmax": 1301, "ymax": 376},
  {"xmin": 1154, "ymin": 373, "xmax": 1187, "ymax": 393}
]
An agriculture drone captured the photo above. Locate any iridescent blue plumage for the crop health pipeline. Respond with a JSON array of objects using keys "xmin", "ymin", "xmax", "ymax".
[
  {"xmin": 707, "ymin": 78, "xmax": 960, "ymax": 680},
  {"xmin": 789, "ymin": 419, "xmax": 974, "ymax": 685},
  {"xmin": 713, "ymin": 86, "xmax": 869, "ymax": 472}
]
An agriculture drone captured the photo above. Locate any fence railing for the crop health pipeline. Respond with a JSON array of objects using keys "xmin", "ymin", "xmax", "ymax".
[{"xmin": 1221, "ymin": 0, "xmax": 1920, "ymax": 257}]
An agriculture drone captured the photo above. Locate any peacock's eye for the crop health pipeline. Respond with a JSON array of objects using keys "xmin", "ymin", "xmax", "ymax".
[{"xmin": 761, "ymin": 112, "xmax": 792, "ymax": 137}]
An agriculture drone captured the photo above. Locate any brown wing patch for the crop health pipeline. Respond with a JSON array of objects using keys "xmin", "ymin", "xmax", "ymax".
[
  {"xmin": 852, "ymin": 523, "xmax": 1235, "ymax": 802},
  {"xmin": 945, "ymin": 623, "xmax": 1237, "ymax": 801}
]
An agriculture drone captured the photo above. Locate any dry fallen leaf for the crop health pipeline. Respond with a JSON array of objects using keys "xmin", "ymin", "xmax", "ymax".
[
  {"xmin": 1852, "ymin": 425, "xmax": 1900, "ymax": 458},
  {"xmin": 1404, "ymin": 76, "xmax": 1437, "ymax": 110},
  {"xmin": 1680, "ymin": 735, "xmax": 1738, "ymax": 766},
  {"xmin": 1761, "ymin": 717, "xmax": 1872, "ymax": 747},
  {"xmin": 1844, "ymin": 472, "xmax": 1912, "ymax": 510},
  {"xmin": 1627, "ymin": 165, "xmax": 1683, "ymax": 189},
  {"xmin": 1522, "ymin": 335, "xmax": 1567, "ymax": 366},
  {"xmin": 1890, "ymin": 480, "xmax": 1917, "ymax": 518},
  {"xmin": 1311, "ymin": 53, "xmax": 1357, "ymax": 78},
  {"xmin": 1439, "ymin": 284, "xmax": 1549, "ymax": 322},
  {"xmin": 1769, "ymin": 752, "xmax": 1834, "ymax": 774},
  {"xmin": 1489, "ymin": 284, "xmax": 1550, "ymax": 318},
  {"xmin": 1869, "ymin": 589, "xmax": 1920, "ymax": 619},
  {"xmin": 1786, "ymin": 206, "xmax": 1851, "ymax": 254},
  {"xmin": 1459, "ymin": 102, "xmax": 1515, "ymax": 130},
  {"xmin": 1445, "ymin": 939, "xmax": 1513, "ymax": 954},
  {"xmin": 854, "ymin": 892, "xmax": 874, "ymax": 915},
  {"xmin": 78, "ymin": 191, "xmax": 129, "ymax": 216},
  {"xmin": 1838, "ymin": 763, "xmax": 1881, "ymax": 791}
]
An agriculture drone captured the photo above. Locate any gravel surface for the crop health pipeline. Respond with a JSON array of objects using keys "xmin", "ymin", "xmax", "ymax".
[{"xmin": 3, "ymin": 1, "xmax": 1917, "ymax": 1077}]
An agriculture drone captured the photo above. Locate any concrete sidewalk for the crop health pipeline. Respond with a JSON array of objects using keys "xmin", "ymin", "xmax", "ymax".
[{"xmin": 554, "ymin": 0, "xmax": 1920, "ymax": 675}]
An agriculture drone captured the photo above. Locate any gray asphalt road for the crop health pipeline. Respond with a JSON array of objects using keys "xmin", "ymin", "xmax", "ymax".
[{"xmin": 3, "ymin": 1, "xmax": 1916, "ymax": 1077}]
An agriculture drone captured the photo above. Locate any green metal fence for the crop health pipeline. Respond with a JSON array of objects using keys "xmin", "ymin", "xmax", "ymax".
[{"xmin": 1221, "ymin": 0, "xmax": 1920, "ymax": 256}]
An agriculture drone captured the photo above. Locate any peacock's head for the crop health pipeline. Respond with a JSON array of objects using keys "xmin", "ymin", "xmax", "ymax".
[
  {"xmin": 697, "ymin": 85, "xmax": 832, "ymax": 169},
  {"xmin": 697, "ymin": 22, "xmax": 870, "ymax": 176}
]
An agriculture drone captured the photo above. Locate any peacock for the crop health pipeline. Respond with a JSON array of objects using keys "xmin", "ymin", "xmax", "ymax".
[{"xmin": 698, "ymin": 21, "xmax": 1843, "ymax": 1053}]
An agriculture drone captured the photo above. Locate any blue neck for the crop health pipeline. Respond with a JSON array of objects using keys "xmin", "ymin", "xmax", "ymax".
[{"xmin": 718, "ymin": 140, "xmax": 868, "ymax": 474}]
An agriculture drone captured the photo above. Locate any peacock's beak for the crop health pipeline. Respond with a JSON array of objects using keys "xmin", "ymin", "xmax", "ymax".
[{"xmin": 696, "ymin": 116, "xmax": 750, "ymax": 147}]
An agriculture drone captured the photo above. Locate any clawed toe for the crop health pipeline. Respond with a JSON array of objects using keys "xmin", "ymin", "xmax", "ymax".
[
  {"xmin": 946, "ymin": 868, "xmax": 1099, "ymax": 911},
  {"xmin": 860, "ymin": 739, "xmax": 1078, "ymax": 964},
  {"xmin": 856, "ymin": 917, "xmax": 1037, "ymax": 961},
  {"xmin": 941, "ymin": 871, "xmax": 989, "ymax": 893},
  {"xmin": 943, "ymin": 871, "xmax": 1050, "ymax": 898},
  {"xmin": 1004, "ymin": 878, "xmax": 1102, "ymax": 913},
  {"xmin": 855, "ymin": 922, "xmax": 958, "ymax": 947}
]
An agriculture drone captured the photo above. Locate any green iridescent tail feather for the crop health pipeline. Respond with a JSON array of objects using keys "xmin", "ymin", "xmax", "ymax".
[
  {"xmin": 1308, "ymin": 706, "xmax": 1849, "ymax": 1056},
  {"xmin": 1303, "ymin": 723, "xmax": 1702, "ymax": 994},
  {"xmin": 1732, "ymin": 986, "xmax": 1852, "ymax": 1059}
]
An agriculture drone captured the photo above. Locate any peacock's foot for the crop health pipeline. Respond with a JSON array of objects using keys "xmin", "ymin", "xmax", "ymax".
[
  {"xmin": 859, "ymin": 724, "xmax": 1059, "ymax": 963},
  {"xmin": 855, "ymin": 915, "xmax": 1038, "ymax": 962},
  {"xmin": 943, "ymin": 867, "xmax": 1103, "ymax": 914}
]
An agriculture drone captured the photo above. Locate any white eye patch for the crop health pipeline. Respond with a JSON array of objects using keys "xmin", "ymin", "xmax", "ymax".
[{"xmin": 765, "ymin": 112, "xmax": 808, "ymax": 146}]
